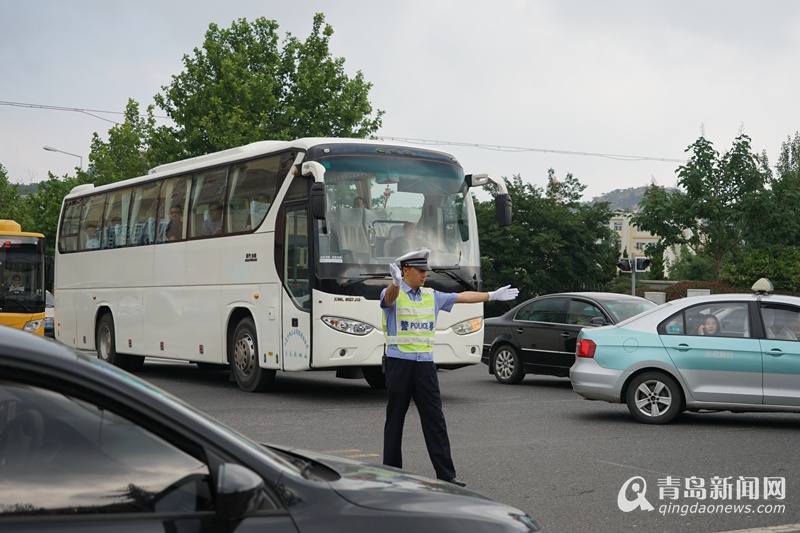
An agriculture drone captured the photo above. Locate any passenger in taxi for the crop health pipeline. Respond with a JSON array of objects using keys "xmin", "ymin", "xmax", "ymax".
[{"xmin": 697, "ymin": 315, "xmax": 720, "ymax": 336}]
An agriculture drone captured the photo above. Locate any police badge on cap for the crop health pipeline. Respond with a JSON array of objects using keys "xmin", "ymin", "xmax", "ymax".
[{"xmin": 396, "ymin": 249, "xmax": 432, "ymax": 271}]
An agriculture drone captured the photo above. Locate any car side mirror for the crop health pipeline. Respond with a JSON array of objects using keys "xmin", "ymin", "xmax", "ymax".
[
  {"xmin": 590, "ymin": 317, "xmax": 608, "ymax": 327},
  {"xmin": 215, "ymin": 463, "xmax": 266, "ymax": 521}
]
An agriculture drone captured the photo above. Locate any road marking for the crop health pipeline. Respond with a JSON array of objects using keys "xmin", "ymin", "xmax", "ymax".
[{"xmin": 719, "ymin": 525, "xmax": 800, "ymax": 533}]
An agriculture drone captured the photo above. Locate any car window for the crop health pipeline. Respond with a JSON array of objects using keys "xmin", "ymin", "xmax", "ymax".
[
  {"xmin": 0, "ymin": 380, "xmax": 213, "ymax": 515},
  {"xmin": 603, "ymin": 300, "xmax": 657, "ymax": 322},
  {"xmin": 516, "ymin": 297, "xmax": 568, "ymax": 324},
  {"xmin": 660, "ymin": 303, "xmax": 750, "ymax": 338},
  {"xmin": 567, "ymin": 300, "xmax": 604, "ymax": 326},
  {"xmin": 760, "ymin": 304, "xmax": 800, "ymax": 341}
]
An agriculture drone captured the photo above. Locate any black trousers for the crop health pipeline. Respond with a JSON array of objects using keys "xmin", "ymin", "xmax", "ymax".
[{"xmin": 382, "ymin": 357, "xmax": 456, "ymax": 481}]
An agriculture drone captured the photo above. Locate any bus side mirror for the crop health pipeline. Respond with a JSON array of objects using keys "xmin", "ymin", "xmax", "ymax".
[
  {"xmin": 496, "ymin": 194, "xmax": 512, "ymax": 227},
  {"xmin": 310, "ymin": 183, "xmax": 327, "ymax": 220}
]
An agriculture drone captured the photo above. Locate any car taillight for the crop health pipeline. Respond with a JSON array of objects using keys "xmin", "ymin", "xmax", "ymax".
[{"xmin": 576, "ymin": 339, "xmax": 596, "ymax": 358}]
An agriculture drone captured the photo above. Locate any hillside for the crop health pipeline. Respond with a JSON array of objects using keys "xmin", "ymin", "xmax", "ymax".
[{"xmin": 590, "ymin": 185, "xmax": 678, "ymax": 211}]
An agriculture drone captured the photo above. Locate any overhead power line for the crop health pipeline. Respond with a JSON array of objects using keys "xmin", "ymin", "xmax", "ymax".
[
  {"xmin": 375, "ymin": 136, "xmax": 687, "ymax": 164},
  {"xmin": 3, "ymin": 99, "xmax": 685, "ymax": 164},
  {"xmin": 0, "ymin": 99, "xmax": 170, "ymax": 124}
]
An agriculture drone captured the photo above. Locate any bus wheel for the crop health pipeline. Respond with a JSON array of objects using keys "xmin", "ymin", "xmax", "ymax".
[
  {"xmin": 230, "ymin": 318, "xmax": 275, "ymax": 393},
  {"xmin": 96, "ymin": 314, "xmax": 120, "ymax": 367},
  {"xmin": 362, "ymin": 366, "xmax": 386, "ymax": 389},
  {"xmin": 96, "ymin": 313, "xmax": 143, "ymax": 371}
]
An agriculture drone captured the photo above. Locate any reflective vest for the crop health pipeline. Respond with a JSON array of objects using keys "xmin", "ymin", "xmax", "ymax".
[{"xmin": 383, "ymin": 288, "xmax": 436, "ymax": 353}]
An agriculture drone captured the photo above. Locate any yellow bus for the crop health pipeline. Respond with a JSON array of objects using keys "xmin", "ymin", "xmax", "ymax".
[{"xmin": 0, "ymin": 219, "xmax": 47, "ymax": 335}]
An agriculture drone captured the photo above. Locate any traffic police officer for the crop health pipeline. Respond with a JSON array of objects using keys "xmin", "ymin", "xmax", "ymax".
[{"xmin": 381, "ymin": 249, "xmax": 519, "ymax": 487}]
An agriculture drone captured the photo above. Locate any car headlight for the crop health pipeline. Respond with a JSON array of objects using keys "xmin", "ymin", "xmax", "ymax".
[
  {"xmin": 24, "ymin": 319, "xmax": 44, "ymax": 333},
  {"xmin": 452, "ymin": 317, "xmax": 482, "ymax": 335},
  {"xmin": 321, "ymin": 316, "xmax": 375, "ymax": 336}
]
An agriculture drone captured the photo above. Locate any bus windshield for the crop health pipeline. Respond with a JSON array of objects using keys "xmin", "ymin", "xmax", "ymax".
[
  {"xmin": 314, "ymin": 152, "xmax": 480, "ymax": 280},
  {"xmin": 0, "ymin": 237, "xmax": 46, "ymax": 314}
]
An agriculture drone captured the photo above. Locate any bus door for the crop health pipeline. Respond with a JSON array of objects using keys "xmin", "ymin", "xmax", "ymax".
[{"xmin": 280, "ymin": 201, "xmax": 312, "ymax": 372}]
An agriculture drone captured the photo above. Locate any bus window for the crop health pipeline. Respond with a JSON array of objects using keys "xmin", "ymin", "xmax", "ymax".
[
  {"xmin": 158, "ymin": 176, "xmax": 189, "ymax": 243},
  {"xmin": 285, "ymin": 205, "xmax": 309, "ymax": 309},
  {"xmin": 228, "ymin": 153, "xmax": 290, "ymax": 232},
  {"xmin": 103, "ymin": 188, "xmax": 133, "ymax": 248},
  {"xmin": 189, "ymin": 168, "xmax": 229, "ymax": 238},
  {"xmin": 59, "ymin": 199, "xmax": 83, "ymax": 253},
  {"xmin": 130, "ymin": 181, "xmax": 161, "ymax": 246},
  {"xmin": 81, "ymin": 195, "xmax": 105, "ymax": 251}
]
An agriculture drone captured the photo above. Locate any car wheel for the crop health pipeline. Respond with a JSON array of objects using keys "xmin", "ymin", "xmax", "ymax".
[
  {"xmin": 491, "ymin": 345, "xmax": 525, "ymax": 384},
  {"xmin": 362, "ymin": 366, "xmax": 386, "ymax": 389},
  {"xmin": 230, "ymin": 317, "xmax": 275, "ymax": 392},
  {"xmin": 626, "ymin": 371, "xmax": 684, "ymax": 424}
]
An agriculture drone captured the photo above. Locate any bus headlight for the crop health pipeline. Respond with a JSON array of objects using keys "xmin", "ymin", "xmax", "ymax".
[
  {"xmin": 23, "ymin": 319, "xmax": 44, "ymax": 333},
  {"xmin": 452, "ymin": 317, "xmax": 482, "ymax": 335},
  {"xmin": 321, "ymin": 316, "xmax": 375, "ymax": 336}
]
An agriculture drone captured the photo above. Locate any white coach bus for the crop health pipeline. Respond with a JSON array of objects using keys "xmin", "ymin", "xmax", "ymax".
[{"xmin": 55, "ymin": 138, "xmax": 512, "ymax": 392}]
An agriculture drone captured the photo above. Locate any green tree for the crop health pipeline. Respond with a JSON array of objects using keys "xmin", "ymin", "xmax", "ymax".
[
  {"xmin": 88, "ymin": 99, "xmax": 157, "ymax": 185},
  {"xmin": 719, "ymin": 132, "xmax": 800, "ymax": 290},
  {"xmin": 19, "ymin": 173, "xmax": 83, "ymax": 256},
  {"xmin": 476, "ymin": 172, "xmax": 617, "ymax": 315},
  {"xmin": 667, "ymin": 245, "xmax": 716, "ymax": 281},
  {"xmin": 722, "ymin": 245, "xmax": 800, "ymax": 293},
  {"xmin": 152, "ymin": 13, "xmax": 383, "ymax": 159},
  {"xmin": 644, "ymin": 244, "xmax": 665, "ymax": 280},
  {"xmin": 0, "ymin": 164, "xmax": 22, "ymax": 221},
  {"xmin": 740, "ymin": 132, "xmax": 800, "ymax": 248},
  {"xmin": 632, "ymin": 134, "xmax": 769, "ymax": 280}
]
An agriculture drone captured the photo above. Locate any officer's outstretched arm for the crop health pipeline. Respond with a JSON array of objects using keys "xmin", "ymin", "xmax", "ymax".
[
  {"xmin": 455, "ymin": 285, "xmax": 519, "ymax": 303},
  {"xmin": 383, "ymin": 284, "xmax": 400, "ymax": 307}
]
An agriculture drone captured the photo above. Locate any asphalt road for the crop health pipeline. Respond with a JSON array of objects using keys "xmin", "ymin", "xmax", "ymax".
[{"xmin": 135, "ymin": 360, "xmax": 800, "ymax": 533}]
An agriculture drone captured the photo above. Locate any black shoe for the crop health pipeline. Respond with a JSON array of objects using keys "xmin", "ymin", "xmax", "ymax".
[{"xmin": 447, "ymin": 477, "xmax": 466, "ymax": 487}]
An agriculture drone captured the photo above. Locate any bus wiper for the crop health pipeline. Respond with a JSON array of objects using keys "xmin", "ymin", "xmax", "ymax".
[
  {"xmin": 341, "ymin": 273, "xmax": 391, "ymax": 289},
  {"xmin": 430, "ymin": 268, "xmax": 475, "ymax": 291}
]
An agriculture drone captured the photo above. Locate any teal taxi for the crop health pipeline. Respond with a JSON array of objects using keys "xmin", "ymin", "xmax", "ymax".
[{"xmin": 570, "ymin": 279, "xmax": 800, "ymax": 424}]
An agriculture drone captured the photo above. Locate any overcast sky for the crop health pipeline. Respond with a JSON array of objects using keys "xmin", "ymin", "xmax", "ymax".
[{"xmin": 2, "ymin": 0, "xmax": 799, "ymax": 201}]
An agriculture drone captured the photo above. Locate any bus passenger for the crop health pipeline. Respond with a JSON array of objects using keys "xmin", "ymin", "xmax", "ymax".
[
  {"xmin": 203, "ymin": 202, "xmax": 224, "ymax": 236},
  {"xmin": 166, "ymin": 204, "xmax": 183, "ymax": 241},
  {"xmin": 85, "ymin": 224, "xmax": 101, "ymax": 249},
  {"xmin": 353, "ymin": 196, "xmax": 367, "ymax": 208}
]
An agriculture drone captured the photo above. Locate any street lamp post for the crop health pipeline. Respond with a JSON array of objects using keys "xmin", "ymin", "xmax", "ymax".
[{"xmin": 43, "ymin": 145, "xmax": 83, "ymax": 170}]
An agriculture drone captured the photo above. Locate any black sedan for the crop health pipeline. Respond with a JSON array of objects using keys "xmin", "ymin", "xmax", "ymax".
[
  {"xmin": 0, "ymin": 326, "xmax": 539, "ymax": 532},
  {"xmin": 482, "ymin": 292, "xmax": 656, "ymax": 384}
]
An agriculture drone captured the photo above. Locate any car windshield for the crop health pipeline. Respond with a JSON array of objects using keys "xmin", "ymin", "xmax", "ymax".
[{"xmin": 604, "ymin": 299, "xmax": 658, "ymax": 322}]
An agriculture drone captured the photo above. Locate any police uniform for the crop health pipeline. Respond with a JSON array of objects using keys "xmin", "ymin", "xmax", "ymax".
[{"xmin": 380, "ymin": 250, "xmax": 464, "ymax": 486}]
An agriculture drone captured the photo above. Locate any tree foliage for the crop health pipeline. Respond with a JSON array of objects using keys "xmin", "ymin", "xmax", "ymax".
[
  {"xmin": 632, "ymin": 135, "xmax": 770, "ymax": 280},
  {"xmin": 8, "ymin": 13, "xmax": 385, "ymax": 255},
  {"xmin": 0, "ymin": 164, "xmax": 22, "ymax": 222},
  {"xmin": 152, "ymin": 13, "xmax": 383, "ymax": 159},
  {"xmin": 88, "ymin": 100, "xmax": 157, "ymax": 185},
  {"xmin": 476, "ymin": 172, "xmax": 617, "ymax": 315}
]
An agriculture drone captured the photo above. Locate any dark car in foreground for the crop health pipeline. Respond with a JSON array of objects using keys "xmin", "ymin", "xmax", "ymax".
[
  {"xmin": 0, "ymin": 326, "xmax": 539, "ymax": 532},
  {"xmin": 482, "ymin": 292, "xmax": 656, "ymax": 384}
]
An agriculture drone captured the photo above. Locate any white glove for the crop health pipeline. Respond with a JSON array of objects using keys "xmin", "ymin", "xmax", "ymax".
[
  {"xmin": 389, "ymin": 262, "xmax": 403, "ymax": 286},
  {"xmin": 489, "ymin": 285, "xmax": 519, "ymax": 301}
]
